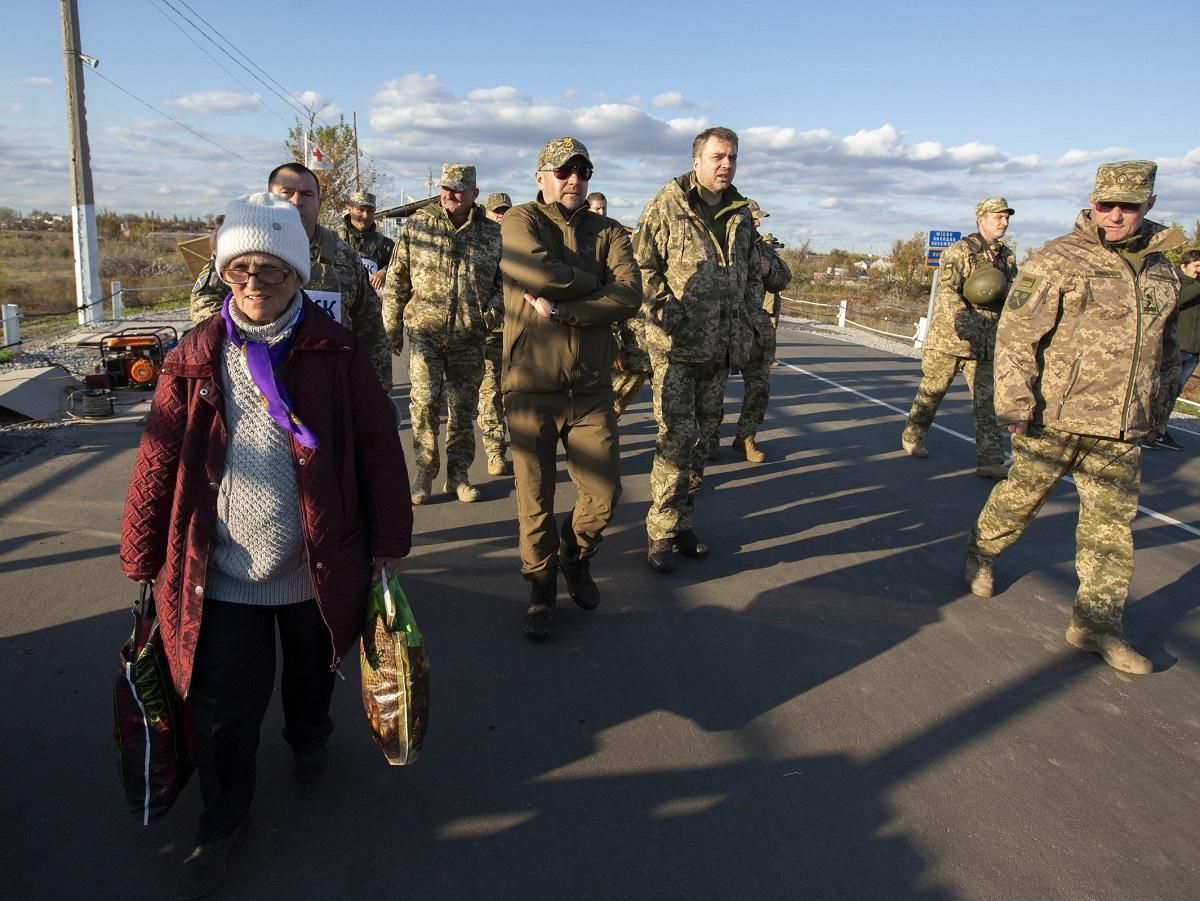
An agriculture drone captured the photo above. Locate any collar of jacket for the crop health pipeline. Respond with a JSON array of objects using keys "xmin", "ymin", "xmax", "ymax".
[
  {"xmin": 340, "ymin": 215, "xmax": 376, "ymax": 237},
  {"xmin": 531, "ymin": 194, "xmax": 593, "ymax": 227},
  {"xmin": 1071, "ymin": 210, "xmax": 1186, "ymax": 259},
  {"xmin": 673, "ymin": 171, "xmax": 750, "ymax": 219},
  {"xmin": 312, "ymin": 224, "xmax": 341, "ymax": 265},
  {"xmin": 430, "ymin": 202, "xmax": 484, "ymax": 231}
]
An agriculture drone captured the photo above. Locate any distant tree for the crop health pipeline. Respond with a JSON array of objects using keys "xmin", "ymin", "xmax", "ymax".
[
  {"xmin": 889, "ymin": 232, "xmax": 928, "ymax": 296},
  {"xmin": 285, "ymin": 115, "xmax": 386, "ymax": 226}
]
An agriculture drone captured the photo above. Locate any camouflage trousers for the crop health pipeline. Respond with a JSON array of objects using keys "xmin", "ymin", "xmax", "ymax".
[
  {"xmin": 734, "ymin": 328, "xmax": 776, "ymax": 440},
  {"xmin": 505, "ymin": 390, "xmax": 622, "ymax": 576},
  {"xmin": 968, "ymin": 427, "xmax": 1142, "ymax": 635},
  {"xmin": 902, "ymin": 350, "xmax": 1004, "ymax": 466},
  {"xmin": 477, "ymin": 340, "xmax": 506, "ymax": 461},
  {"xmin": 408, "ymin": 330, "xmax": 484, "ymax": 484},
  {"xmin": 646, "ymin": 354, "xmax": 729, "ymax": 541}
]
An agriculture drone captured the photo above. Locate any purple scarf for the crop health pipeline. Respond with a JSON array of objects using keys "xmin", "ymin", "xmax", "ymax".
[{"xmin": 221, "ymin": 293, "xmax": 320, "ymax": 450}]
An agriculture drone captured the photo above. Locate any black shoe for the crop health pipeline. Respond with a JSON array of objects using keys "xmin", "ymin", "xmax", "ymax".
[
  {"xmin": 524, "ymin": 572, "xmax": 557, "ymax": 640},
  {"xmin": 1140, "ymin": 436, "xmax": 1159, "ymax": 449},
  {"xmin": 647, "ymin": 538, "xmax": 675, "ymax": 573},
  {"xmin": 560, "ymin": 551, "xmax": 600, "ymax": 610},
  {"xmin": 293, "ymin": 747, "xmax": 328, "ymax": 800},
  {"xmin": 674, "ymin": 529, "xmax": 710, "ymax": 559},
  {"xmin": 175, "ymin": 818, "xmax": 249, "ymax": 900},
  {"xmin": 1157, "ymin": 432, "xmax": 1184, "ymax": 451}
]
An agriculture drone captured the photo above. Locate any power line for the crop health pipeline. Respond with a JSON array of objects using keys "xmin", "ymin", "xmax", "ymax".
[{"xmin": 87, "ymin": 67, "xmax": 260, "ymax": 166}]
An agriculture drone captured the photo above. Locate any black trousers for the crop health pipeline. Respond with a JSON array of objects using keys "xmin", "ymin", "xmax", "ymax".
[{"xmin": 190, "ymin": 599, "xmax": 336, "ymax": 842}]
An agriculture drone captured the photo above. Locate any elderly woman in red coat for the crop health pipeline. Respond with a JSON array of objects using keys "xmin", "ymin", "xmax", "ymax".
[{"xmin": 120, "ymin": 192, "xmax": 411, "ymax": 899}]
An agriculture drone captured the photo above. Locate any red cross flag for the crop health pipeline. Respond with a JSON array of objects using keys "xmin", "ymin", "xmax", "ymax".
[{"xmin": 308, "ymin": 145, "xmax": 333, "ymax": 171}]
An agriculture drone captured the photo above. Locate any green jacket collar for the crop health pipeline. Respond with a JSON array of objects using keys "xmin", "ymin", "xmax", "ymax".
[
  {"xmin": 533, "ymin": 193, "xmax": 593, "ymax": 228},
  {"xmin": 1072, "ymin": 210, "xmax": 1186, "ymax": 259},
  {"xmin": 676, "ymin": 171, "xmax": 750, "ymax": 220}
]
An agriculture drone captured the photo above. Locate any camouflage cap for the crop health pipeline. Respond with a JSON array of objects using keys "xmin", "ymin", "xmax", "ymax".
[
  {"xmin": 975, "ymin": 197, "xmax": 1014, "ymax": 217},
  {"xmin": 748, "ymin": 199, "xmax": 769, "ymax": 218},
  {"xmin": 484, "ymin": 191, "xmax": 513, "ymax": 212},
  {"xmin": 347, "ymin": 190, "xmax": 377, "ymax": 208},
  {"xmin": 440, "ymin": 164, "xmax": 477, "ymax": 191},
  {"xmin": 537, "ymin": 137, "xmax": 591, "ymax": 170},
  {"xmin": 1092, "ymin": 160, "xmax": 1157, "ymax": 204}
]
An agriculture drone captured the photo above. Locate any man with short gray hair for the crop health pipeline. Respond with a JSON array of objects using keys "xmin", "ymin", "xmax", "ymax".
[
  {"xmin": 901, "ymin": 197, "xmax": 1018, "ymax": 478},
  {"xmin": 966, "ymin": 161, "xmax": 1185, "ymax": 676},
  {"xmin": 383, "ymin": 164, "xmax": 503, "ymax": 504}
]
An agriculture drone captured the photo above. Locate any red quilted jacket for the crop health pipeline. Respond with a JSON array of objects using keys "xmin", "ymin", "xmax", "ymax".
[{"xmin": 119, "ymin": 298, "xmax": 411, "ymax": 697}]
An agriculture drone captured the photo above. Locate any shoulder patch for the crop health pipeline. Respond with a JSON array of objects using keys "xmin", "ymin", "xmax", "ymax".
[{"xmin": 1007, "ymin": 273, "xmax": 1044, "ymax": 310}]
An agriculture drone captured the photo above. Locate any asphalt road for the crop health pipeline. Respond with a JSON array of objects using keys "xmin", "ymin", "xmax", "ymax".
[{"xmin": 1, "ymin": 326, "xmax": 1198, "ymax": 900}]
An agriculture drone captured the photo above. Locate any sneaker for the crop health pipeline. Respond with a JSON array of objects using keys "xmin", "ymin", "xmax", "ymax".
[
  {"xmin": 487, "ymin": 455, "xmax": 512, "ymax": 476},
  {"xmin": 732, "ymin": 436, "xmax": 766, "ymax": 463},
  {"xmin": 1140, "ymin": 436, "xmax": 1159, "ymax": 450},
  {"xmin": 175, "ymin": 818, "xmax": 249, "ymax": 900},
  {"xmin": 965, "ymin": 552, "xmax": 994, "ymax": 598},
  {"xmin": 293, "ymin": 747, "xmax": 327, "ymax": 801},
  {"xmin": 975, "ymin": 462, "xmax": 1010, "ymax": 480},
  {"xmin": 559, "ymin": 551, "xmax": 600, "ymax": 610},
  {"xmin": 524, "ymin": 572, "xmax": 557, "ymax": 640},
  {"xmin": 674, "ymin": 529, "xmax": 710, "ymax": 559},
  {"xmin": 647, "ymin": 538, "xmax": 675, "ymax": 573},
  {"xmin": 901, "ymin": 435, "xmax": 930, "ymax": 458},
  {"xmin": 1156, "ymin": 432, "xmax": 1184, "ymax": 451},
  {"xmin": 445, "ymin": 480, "xmax": 482, "ymax": 503},
  {"xmin": 1065, "ymin": 619, "xmax": 1151, "ymax": 675},
  {"xmin": 410, "ymin": 475, "xmax": 432, "ymax": 506}
]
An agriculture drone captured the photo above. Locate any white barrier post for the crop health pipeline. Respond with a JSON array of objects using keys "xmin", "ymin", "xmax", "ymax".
[
  {"xmin": 837, "ymin": 300, "xmax": 847, "ymax": 328},
  {"xmin": 111, "ymin": 281, "xmax": 123, "ymax": 319},
  {"xmin": 2, "ymin": 303, "xmax": 20, "ymax": 351},
  {"xmin": 914, "ymin": 316, "xmax": 928, "ymax": 349}
]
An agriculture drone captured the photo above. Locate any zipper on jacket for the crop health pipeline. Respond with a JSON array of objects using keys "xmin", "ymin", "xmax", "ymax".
[
  {"xmin": 1115, "ymin": 254, "xmax": 1144, "ymax": 437},
  {"xmin": 293, "ymin": 449, "xmax": 341, "ymax": 671},
  {"xmin": 1056, "ymin": 357, "xmax": 1082, "ymax": 420}
]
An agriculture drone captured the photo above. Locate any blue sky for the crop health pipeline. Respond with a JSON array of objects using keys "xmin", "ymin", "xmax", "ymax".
[{"xmin": 3, "ymin": 0, "xmax": 1198, "ymax": 253}]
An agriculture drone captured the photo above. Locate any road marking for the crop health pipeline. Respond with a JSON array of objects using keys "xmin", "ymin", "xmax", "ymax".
[{"xmin": 781, "ymin": 361, "xmax": 1200, "ymax": 540}]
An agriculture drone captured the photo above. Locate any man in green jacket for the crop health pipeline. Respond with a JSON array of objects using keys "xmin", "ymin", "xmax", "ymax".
[
  {"xmin": 189, "ymin": 164, "xmax": 393, "ymax": 390},
  {"xmin": 636, "ymin": 126, "xmax": 763, "ymax": 572},
  {"xmin": 336, "ymin": 190, "xmax": 394, "ymax": 294},
  {"xmin": 966, "ymin": 161, "xmax": 1184, "ymax": 676},
  {"xmin": 1151, "ymin": 248, "xmax": 1200, "ymax": 449},
  {"xmin": 499, "ymin": 137, "xmax": 640, "ymax": 639}
]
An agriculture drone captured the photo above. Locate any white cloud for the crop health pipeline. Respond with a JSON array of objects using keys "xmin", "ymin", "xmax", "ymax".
[
  {"xmin": 21, "ymin": 76, "xmax": 52, "ymax": 87},
  {"xmin": 946, "ymin": 142, "xmax": 1004, "ymax": 165},
  {"xmin": 164, "ymin": 91, "xmax": 260, "ymax": 114},
  {"xmin": 843, "ymin": 124, "xmax": 903, "ymax": 158},
  {"xmin": 1057, "ymin": 147, "xmax": 1136, "ymax": 166},
  {"xmin": 292, "ymin": 90, "xmax": 340, "ymax": 117},
  {"xmin": 468, "ymin": 86, "xmax": 522, "ymax": 102}
]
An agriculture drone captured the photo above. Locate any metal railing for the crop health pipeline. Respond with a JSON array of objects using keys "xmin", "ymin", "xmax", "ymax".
[{"xmin": 780, "ymin": 295, "xmax": 925, "ymax": 347}]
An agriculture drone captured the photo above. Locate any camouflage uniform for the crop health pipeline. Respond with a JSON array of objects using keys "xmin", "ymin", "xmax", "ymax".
[
  {"xmin": 190, "ymin": 225, "xmax": 393, "ymax": 389},
  {"xmin": 902, "ymin": 228, "xmax": 1018, "ymax": 466},
  {"xmin": 734, "ymin": 235, "xmax": 792, "ymax": 441},
  {"xmin": 383, "ymin": 196, "xmax": 502, "ymax": 486},
  {"xmin": 479, "ymin": 331, "xmax": 506, "ymax": 463},
  {"xmin": 637, "ymin": 171, "xmax": 763, "ymax": 541},
  {"xmin": 337, "ymin": 216, "xmax": 394, "ymax": 280},
  {"xmin": 612, "ymin": 316, "xmax": 652, "ymax": 415},
  {"xmin": 969, "ymin": 202, "xmax": 1184, "ymax": 635}
]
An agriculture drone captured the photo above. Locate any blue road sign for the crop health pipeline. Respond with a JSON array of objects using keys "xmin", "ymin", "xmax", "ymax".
[{"xmin": 928, "ymin": 230, "xmax": 961, "ymax": 249}]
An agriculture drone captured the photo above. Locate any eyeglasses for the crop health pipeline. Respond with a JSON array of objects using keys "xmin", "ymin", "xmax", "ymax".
[
  {"xmin": 542, "ymin": 162, "xmax": 594, "ymax": 181},
  {"xmin": 1094, "ymin": 201, "xmax": 1144, "ymax": 214},
  {"xmin": 222, "ymin": 266, "xmax": 292, "ymax": 285}
]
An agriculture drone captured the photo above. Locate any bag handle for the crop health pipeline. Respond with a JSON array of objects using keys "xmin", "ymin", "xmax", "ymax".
[{"xmin": 132, "ymin": 583, "xmax": 155, "ymax": 621}]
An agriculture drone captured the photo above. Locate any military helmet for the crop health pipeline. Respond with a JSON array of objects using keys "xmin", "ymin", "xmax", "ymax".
[{"xmin": 962, "ymin": 267, "xmax": 1009, "ymax": 306}]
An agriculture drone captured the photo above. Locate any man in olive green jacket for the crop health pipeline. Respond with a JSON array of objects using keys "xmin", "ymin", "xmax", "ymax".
[
  {"xmin": 636, "ymin": 126, "xmax": 763, "ymax": 572},
  {"xmin": 966, "ymin": 161, "xmax": 1184, "ymax": 676},
  {"xmin": 499, "ymin": 137, "xmax": 640, "ymax": 640},
  {"xmin": 1153, "ymin": 248, "xmax": 1200, "ymax": 449}
]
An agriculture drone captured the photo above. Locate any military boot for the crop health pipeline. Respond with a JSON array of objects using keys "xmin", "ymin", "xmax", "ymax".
[
  {"xmin": 445, "ymin": 479, "xmax": 482, "ymax": 503},
  {"xmin": 524, "ymin": 570, "xmax": 558, "ymax": 641},
  {"xmin": 674, "ymin": 529, "xmax": 710, "ymax": 559},
  {"xmin": 410, "ymin": 472, "xmax": 433, "ymax": 506},
  {"xmin": 487, "ymin": 454, "xmax": 512, "ymax": 477},
  {"xmin": 647, "ymin": 538, "xmax": 675, "ymax": 573},
  {"xmin": 975, "ymin": 462, "xmax": 1010, "ymax": 480},
  {"xmin": 732, "ymin": 435, "xmax": 766, "ymax": 463},
  {"xmin": 901, "ymin": 433, "xmax": 930, "ymax": 458},
  {"xmin": 559, "ymin": 550, "xmax": 600, "ymax": 610},
  {"xmin": 1065, "ymin": 619, "xmax": 1152, "ymax": 675},
  {"xmin": 965, "ymin": 551, "xmax": 994, "ymax": 598},
  {"xmin": 706, "ymin": 437, "xmax": 721, "ymax": 462}
]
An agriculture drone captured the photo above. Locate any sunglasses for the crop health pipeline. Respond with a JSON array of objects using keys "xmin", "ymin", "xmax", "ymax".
[
  {"xmin": 222, "ymin": 266, "xmax": 293, "ymax": 286},
  {"xmin": 543, "ymin": 162, "xmax": 594, "ymax": 181},
  {"xmin": 1094, "ymin": 201, "xmax": 1144, "ymax": 214}
]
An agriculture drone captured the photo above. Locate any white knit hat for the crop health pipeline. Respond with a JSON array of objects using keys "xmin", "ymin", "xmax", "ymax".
[{"xmin": 215, "ymin": 192, "xmax": 311, "ymax": 283}]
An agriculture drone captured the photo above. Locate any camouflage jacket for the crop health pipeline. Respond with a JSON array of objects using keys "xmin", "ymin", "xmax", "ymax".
[
  {"xmin": 994, "ymin": 212, "xmax": 1184, "ymax": 440},
  {"xmin": 189, "ymin": 225, "xmax": 393, "ymax": 389},
  {"xmin": 636, "ymin": 174, "xmax": 763, "ymax": 367},
  {"xmin": 337, "ymin": 216, "xmax": 395, "ymax": 276},
  {"xmin": 499, "ymin": 198, "xmax": 640, "ymax": 395},
  {"xmin": 755, "ymin": 236, "xmax": 792, "ymax": 334},
  {"xmin": 382, "ymin": 203, "xmax": 502, "ymax": 342},
  {"xmin": 924, "ymin": 233, "xmax": 1018, "ymax": 359}
]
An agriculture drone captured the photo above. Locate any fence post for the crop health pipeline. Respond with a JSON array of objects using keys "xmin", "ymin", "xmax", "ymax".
[
  {"xmin": 914, "ymin": 316, "xmax": 928, "ymax": 349},
  {"xmin": 837, "ymin": 299, "xmax": 847, "ymax": 328},
  {"xmin": 2, "ymin": 303, "xmax": 20, "ymax": 351},
  {"xmin": 111, "ymin": 281, "xmax": 123, "ymax": 319}
]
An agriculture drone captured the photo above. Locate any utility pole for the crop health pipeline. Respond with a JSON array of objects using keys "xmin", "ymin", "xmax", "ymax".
[
  {"xmin": 427, "ymin": 167, "xmax": 434, "ymax": 197},
  {"xmin": 352, "ymin": 111, "xmax": 361, "ymax": 192},
  {"xmin": 60, "ymin": 0, "xmax": 101, "ymax": 325}
]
